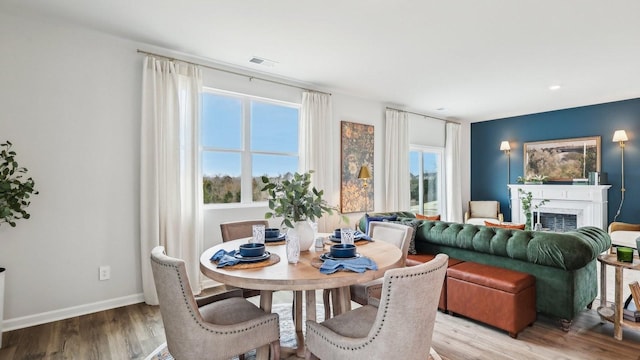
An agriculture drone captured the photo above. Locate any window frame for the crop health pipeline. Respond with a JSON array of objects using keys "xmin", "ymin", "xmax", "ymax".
[
  {"xmin": 409, "ymin": 145, "xmax": 445, "ymax": 216},
  {"xmin": 201, "ymin": 87, "xmax": 302, "ymax": 208}
]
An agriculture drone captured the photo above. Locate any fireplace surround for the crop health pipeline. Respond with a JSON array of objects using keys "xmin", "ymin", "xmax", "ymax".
[{"xmin": 508, "ymin": 184, "xmax": 611, "ymax": 231}]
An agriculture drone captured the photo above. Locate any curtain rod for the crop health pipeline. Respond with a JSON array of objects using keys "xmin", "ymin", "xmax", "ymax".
[
  {"xmin": 386, "ymin": 107, "xmax": 460, "ymax": 124},
  {"xmin": 137, "ymin": 49, "xmax": 331, "ymax": 96}
]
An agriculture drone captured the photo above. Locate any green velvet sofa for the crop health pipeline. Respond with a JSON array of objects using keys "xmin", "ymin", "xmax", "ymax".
[{"xmin": 358, "ymin": 212, "xmax": 611, "ymax": 324}]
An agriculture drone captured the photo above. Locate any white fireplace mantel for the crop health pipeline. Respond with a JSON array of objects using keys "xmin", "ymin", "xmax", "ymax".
[{"xmin": 507, "ymin": 184, "xmax": 611, "ymax": 230}]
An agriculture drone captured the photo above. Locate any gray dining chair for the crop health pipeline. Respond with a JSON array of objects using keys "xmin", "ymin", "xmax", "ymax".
[
  {"xmin": 150, "ymin": 246, "xmax": 281, "ymax": 360},
  {"xmin": 323, "ymin": 221, "xmax": 413, "ymax": 318},
  {"xmin": 306, "ymin": 254, "xmax": 448, "ymax": 360}
]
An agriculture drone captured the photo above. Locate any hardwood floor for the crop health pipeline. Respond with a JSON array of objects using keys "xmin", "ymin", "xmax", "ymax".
[
  {"xmin": 1, "ymin": 266, "xmax": 639, "ymax": 360},
  {"xmin": 0, "ymin": 303, "xmax": 165, "ymax": 360}
]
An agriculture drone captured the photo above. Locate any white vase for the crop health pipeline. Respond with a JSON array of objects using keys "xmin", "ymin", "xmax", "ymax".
[
  {"xmin": 290, "ymin": 221, "xmax": 314, "ymax": 251},
  {"xmin": 0, "ymin": 267, "xmax": 4, "ymax": 349}
]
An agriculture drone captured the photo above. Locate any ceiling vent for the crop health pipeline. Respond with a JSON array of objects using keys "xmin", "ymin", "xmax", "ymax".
[{"xmin": 249, "ymin": 56, "xmax": 277, "ymax": 67}]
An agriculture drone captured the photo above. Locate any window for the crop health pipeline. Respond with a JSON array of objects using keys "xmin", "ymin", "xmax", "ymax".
[
  {"xmin": 201, "ymin": 88, "xmax": 300, "ymax": 205},
  {"xmin": 409, "ymin": 146, "xmax": 444, "ymax": 216}
]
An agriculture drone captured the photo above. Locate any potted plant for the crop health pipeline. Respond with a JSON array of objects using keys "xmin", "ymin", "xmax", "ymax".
[
  {"xmin": 518, "ymin": 189, "xmax": 547, "ymax": 231},
  {"xmin": 0, "ymin": 141, "xmax": 38, "ymax": 347},
  {"xmin": 516, "ymin": 174, "xmax": 549, "ymax": 185},
  {"xmin": 261, "ymin": 171, "xmax": 340, "ymax": 251}
]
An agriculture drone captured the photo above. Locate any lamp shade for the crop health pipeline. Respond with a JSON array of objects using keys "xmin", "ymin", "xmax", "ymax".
[
  {"xmin": 358, "ymin": 165, "xmax": 371, "ymax": 179},
  {"xmin": 500, "ymin": 141, "xmax": 511, "ymax": 151},
  {"xmin": 612, "ymin": 130, "xmax": 628, "ymax": 143}
]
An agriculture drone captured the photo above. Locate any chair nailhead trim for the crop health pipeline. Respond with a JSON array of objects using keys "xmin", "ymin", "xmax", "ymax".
[
  {"xmin": 152, "ymin": 257, "xmax": 279, "ymax": 336},
  {"xmin": 308, "ymin": 260, "xmax": 447, "ymax": 352}
]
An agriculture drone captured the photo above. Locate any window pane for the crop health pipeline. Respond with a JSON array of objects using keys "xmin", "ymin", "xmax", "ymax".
[
  {"xmin": 202, "ymin": 151, "xmax": 241, "ymax": 204},
  {"xmin": 250, "ymin": 101, "xmax": 299, "ymax": 153},
  {"xmin": 409, "ymin": 151, "xmax": 420, "ymax": 212},
  {"xmin": 252, "ymin": 154, "xmax": 298, "ymax": 201},
  {"xmin": 201, "ymin": 92, "xmax": 242, "ymax": 149},
  {"xmin": 423, "ymin": 152, "xmax": 439, "ymax": 215}
]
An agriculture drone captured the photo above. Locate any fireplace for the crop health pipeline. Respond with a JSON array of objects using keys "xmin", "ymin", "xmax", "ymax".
[{"xmin": 508, "ymin": 184, "xmax": 611, "ymax": 231}]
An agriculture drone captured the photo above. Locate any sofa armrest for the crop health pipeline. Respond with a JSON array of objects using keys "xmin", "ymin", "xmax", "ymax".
[{"xmin": 464, "ymin": 211, "xmax": 470, "ymax": 223}]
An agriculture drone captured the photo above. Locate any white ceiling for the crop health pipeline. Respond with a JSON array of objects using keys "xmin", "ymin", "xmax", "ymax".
[{"xmin": 3, "ymin": 0, "xmax": 640, "ymax": 122}]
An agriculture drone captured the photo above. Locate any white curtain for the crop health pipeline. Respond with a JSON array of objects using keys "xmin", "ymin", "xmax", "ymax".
[
  {"xmin": 301, "ymin": 91, "xmax": 333, "ymax": 231},
  {"xmin": 384, "ymin": 109, "xmax": 410, "ymax": 211},
  {"xmin": 140, "ymin": 56, "xmax": 203, "ymax": 305},
  {"xmin": 445, "ymin": 122, "xmax": 462, "ymax": 222}
]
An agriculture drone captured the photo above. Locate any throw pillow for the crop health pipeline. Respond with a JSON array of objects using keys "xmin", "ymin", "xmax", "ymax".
[
  {"xmin": 364, "ymin": 213, "xmax": 398, "ymax": 234},
  {"xmin": 484, "ymin": 221, "xmax": 525, "ymax": 230},
  {"xmin": 385, "ymin": 219, "xmax": 421, "ymax": 255},
  {"xmin": 415, "ymin": 214, "xmax": 441, "ymax": 221}
]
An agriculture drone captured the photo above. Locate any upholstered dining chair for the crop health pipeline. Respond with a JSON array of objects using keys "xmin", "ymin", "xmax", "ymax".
[
  {"xmin": 219, "ymin": 219, "xmax": 270, "ymax": 298},
  {"xmin": 464, "ymin": 200, "xmax": 503, "ymax": 225},
  {"xmin": 322, "ymin": 221, "xmax": 414, "ymax": 319},
  {"xmin": 306, "ymin": 254, "xmax": 449, "ymax": 360},
  {"xmin": 150, "ymin": 246, "xmax": 281, "ymax": 360}
]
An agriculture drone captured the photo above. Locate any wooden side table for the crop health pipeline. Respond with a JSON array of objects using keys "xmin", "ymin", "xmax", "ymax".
[{"xmin": 597, "ymin": 253, "xmax": 640, "ymax": 340}]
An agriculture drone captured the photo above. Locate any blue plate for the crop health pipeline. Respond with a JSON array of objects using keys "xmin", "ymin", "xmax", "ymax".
[
  {"xmin": 233, "ymin": 251, "xmax": 271, "ymax": 263},
  {"xmin": 320, "ymin": 253, "xmax": 361, "ymax": 261},
  {"xmin": 265, "ymin": 234, "xmax": 286, "ymax": 242},
  {"xmin": 328, "ymin": 235, "xmax": 342, "ymax": 243}
]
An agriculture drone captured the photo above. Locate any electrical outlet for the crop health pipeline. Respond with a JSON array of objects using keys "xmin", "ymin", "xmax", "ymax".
[{"xmin": 99, "ymin": 265, "xmax": 111, "ymax": 281}]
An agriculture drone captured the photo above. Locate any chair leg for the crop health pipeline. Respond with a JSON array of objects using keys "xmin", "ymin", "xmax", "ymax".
[
  {"xmin": 305, "ymin": 348, "xmax": 319, "ymax": 360},
  {"xmin": 270, "ymin": 340, "xmax": 280, "ymax": 360},
  {"xmin": 322, "ymin": 289, "xmax": 332, "ymax": 320}
]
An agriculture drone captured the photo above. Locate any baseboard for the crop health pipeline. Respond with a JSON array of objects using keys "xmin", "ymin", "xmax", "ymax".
[{"xmin": 2, "ymin": 293, "xmax": 145, "ymax": 331}]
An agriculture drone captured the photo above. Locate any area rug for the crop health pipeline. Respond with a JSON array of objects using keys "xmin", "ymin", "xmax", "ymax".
[{"xmin": 145, "ymin": 302, "xmax": 324, "ymax": 360}]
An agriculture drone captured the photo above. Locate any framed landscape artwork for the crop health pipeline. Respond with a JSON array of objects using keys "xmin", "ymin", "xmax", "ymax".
[
  {"xmin": 523, "ymin": 136, "xmax": 601, "ymax": 181},
  {"xmin": 340, "ymin": 121, "xmax": 374, "ymax": 213}
]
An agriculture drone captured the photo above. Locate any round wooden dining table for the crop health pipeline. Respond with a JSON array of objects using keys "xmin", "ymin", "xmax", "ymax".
[{"xmin": 200, "ymin": 235, "xmax": 403, "ymax": 359}]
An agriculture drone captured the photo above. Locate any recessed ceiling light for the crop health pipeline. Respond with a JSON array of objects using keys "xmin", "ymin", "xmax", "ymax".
[{"xmin": 549, "ymin": 84, "xmax": 561, "ymax": 91}]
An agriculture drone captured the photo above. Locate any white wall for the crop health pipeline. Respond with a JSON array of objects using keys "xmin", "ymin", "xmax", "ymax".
[
  {"xmin": 0, "ymin": 9, "xmax": 471, "ymax": 330},
  {"xmin": 0, "ymin": 11, "xmax": 143, "ymax": 329}
]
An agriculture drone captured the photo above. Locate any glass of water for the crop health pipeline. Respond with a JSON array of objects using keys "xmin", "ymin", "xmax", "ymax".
[
  {"xmin": 340, "ymin": 228, "xmax": 355, "ymax": 245},
  {"xmin": 286, "ymin": 233, "xmax": 300, "ymax": 264},
  {"xmin": 252, "ymin": 225, "xmax": 265, "ymax": 244}
]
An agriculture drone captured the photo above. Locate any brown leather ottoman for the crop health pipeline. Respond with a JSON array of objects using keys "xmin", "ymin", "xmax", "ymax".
[
  {"xmin": 407, "ymin": 254, "xmax": 464, "ymax": 311},
  {"xmin": 446, "ymin": 262, "xmax": 536, "ymax": 338}
]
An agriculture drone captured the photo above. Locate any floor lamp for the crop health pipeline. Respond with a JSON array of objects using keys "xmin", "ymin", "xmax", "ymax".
[
  {"xmin": 358, "ymin": 165, "xmax": 371, "ymax": 213},
  {"xmin": 500, "ymin": 141, "xmax": 511, "ymax": 208},
  {"xmin": 612, "ymin": 130, "xmax": 628, "ymax": 222}
]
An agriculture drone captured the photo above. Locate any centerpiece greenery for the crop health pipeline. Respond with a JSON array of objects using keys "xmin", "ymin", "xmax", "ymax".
[
  {"xmin": 518, "ymin": 189, "xmax": 548, "ymax": 230},
  {"xmin": 261, "ymin": 171, "xmax": 338, "ymax": 228},
  {"xmin": 1, "ymin": 141, "xmax": 38, "ymax": 227},
  {"xmin": 261, "ymin": 171, "xmax": 344, "ymax": 251}
]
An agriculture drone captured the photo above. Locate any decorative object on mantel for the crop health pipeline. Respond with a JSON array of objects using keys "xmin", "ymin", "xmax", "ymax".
[
  {"xmin": 518, "ymin": 189, "xmax": 548, "ymax": 231},
  {"xmin": 0, "ymin": 140, "xmax": 39, "ymax": 349},
  {"xmin": 524, "ymin": 136, "xmax": 601, "ymax": 182},
  {"xmin": 612, "ymin": 129, "xmax": 628, "ymax": 222},
  {"xmin": 261, "ymin": 171, "xmax": 345, "ymax": 252},
  {"xmin": 516, "ymin": 174, "xmax": 548, "ymax": 185}
]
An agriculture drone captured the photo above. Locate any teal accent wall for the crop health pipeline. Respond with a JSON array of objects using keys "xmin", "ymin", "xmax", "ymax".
[{"xmin": 471, "ymin": 98, "xmax": 640, "ymax": 223}]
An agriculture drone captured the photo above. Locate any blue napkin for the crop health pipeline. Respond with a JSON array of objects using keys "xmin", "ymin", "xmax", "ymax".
[
  {"xmin": 210, "ymin": 249, "xmax": 240, "ymax": 267},
  {"xmin": 319, "ymin": 256, "xmax": 378, "ymax": 274},
  {"xmin": 353, "ymin": 231, "xmax": 372, "ymax": 241}
]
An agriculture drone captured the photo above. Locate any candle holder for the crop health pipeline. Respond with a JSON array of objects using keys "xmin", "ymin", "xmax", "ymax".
[{"xmin": 617, "ymin": 247, "xmax": 634, "ymax": 263}]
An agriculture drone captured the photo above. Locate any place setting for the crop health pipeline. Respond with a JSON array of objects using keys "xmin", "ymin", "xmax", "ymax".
[
  {"xmin": 210, "ymin": 225, "xmax": 281, "ymax": 268},
  {"xmin": 326, "ymin": 227, "xmax": 372, "ymax": 244},
  {"xmin": 314, "ymin": 228, "xmax": 378, "ymax": 274}
]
